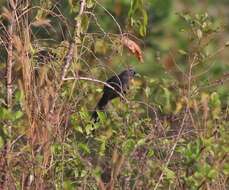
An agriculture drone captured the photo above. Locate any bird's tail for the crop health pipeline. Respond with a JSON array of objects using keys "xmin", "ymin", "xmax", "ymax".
[{"xmin": 91, "ymin": 95, "xmax": 108, "ymax": 122}]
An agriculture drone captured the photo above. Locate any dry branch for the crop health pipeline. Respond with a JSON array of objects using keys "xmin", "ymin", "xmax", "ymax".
[
  {"xmin": 63, "ymin": 76, "xmax": 128, "ymax": 103},
  {"xmin": 61, "ymin": 0, "xmax": 86, "ymax": 80},
  {"xmin": 6, "ymin": 5, "xmax": 16, "ymax": 108}
]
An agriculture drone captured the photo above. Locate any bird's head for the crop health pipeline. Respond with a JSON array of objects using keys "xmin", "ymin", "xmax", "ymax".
[{"xmin": 125, "ymin": 68, "xmax": 136, "ymax": 78}]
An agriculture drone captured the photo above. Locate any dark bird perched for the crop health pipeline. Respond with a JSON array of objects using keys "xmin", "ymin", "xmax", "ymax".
[{"xmin": 92, "ymin": 69, "xmax": 136, "ymax": 121}]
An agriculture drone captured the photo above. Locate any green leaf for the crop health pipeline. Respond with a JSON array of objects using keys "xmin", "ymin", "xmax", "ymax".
[
  {"xmin": 122, "ymin": 139, "xmax": 135, "ymax": 154},
  {"xmin": 69, "ymin": 0, "xmax": 79, "ymax": 13},
  {"xmin": 92, "ymin": 167, "xmax": 102, "ymax": 181},
  {"xmin": 15, "ymin": 90, "xmax": 24, "ymax": 103},
  {"xmin": 0, "ymin": 137, "xmax": 4, "ymax": 149},
  {"xmin": 210, "ymin": 92, "xmax": 221, "ymax": 119},
  {"xmin": 63, "ymin": 180, "xmax": 75, "ymax": 190},
  {"xmin": 142, "ymin": 9, "xmax": 148, "ymax": 25},
  {"xmin": 223, "ymin": 163, "xmax": 229, "ymax": 175},
  {"xmin": 81, "ymin": 14, "xmax": 89, "ymax": 33},
  {"xmin": 51, "ymin": 143, "xmax": 62, "ymax": 154},
  {"xmin": 162, "ymin": 87, "xmax": 172, "ymax": 113},
  {"xmin": 73, "ymin": 125, "xmax": 84, "ymax": 134},
  {"xmin": 86, "ymin": 0, "xmax": 95, "ymax": 8},
  {"xmin": 78, "ymin": 143, "xmax": 90, "ymax": 154},
  {"xmin": 97, "ymin": 112, "xmax": 106, "ymax": 123},
  {"xmin": 197, "ymin": 29, "xmax": 203, "ymax": 39},
  {"xmin": 207, "ymin": 169, "xmax": 217, "ymax": 179},
  {"xmin": 163, "ymin": 167, "xmax": 175, "ymax": 180},
  {"xmin": 99, "ymin": 140, "xmax": 106, "ymax": 156},
  {"xmin": 147, "ymin": 149, "xmax": 154, "ymax": 157},
  {"xmin": 80, "ymin": 170, "xmax": 87, "ymax": 177},
  {"xmin": 13, "ymin": 111, "xmax": 23, "ymax": 121},
  {"xmin": 96, "ymin": 88, "xmax": 103, "ymax": 93},
  {"xmin": 136, "ymin": 138, "xmax": 146, "ymax": 146},
  {"xmin": 0, "ymin": 108, "xmax": 10, "ymax": 120},
  {"xmin": 139, "ymin": 24, "xmax": 146, "ymax": 37},
  {"xmin": 79, "ymin": 110, "xmax": 90, "ymax": 121},
  {"xmin": 145, "ymin": 87, "xmax": 150, "ymax": 98},
  {"xmin": 128, "ymin": 0, "xmax": 148, "ymax": 36},
  {"xmin": 178, "ymin": 49, "xmax": 187, "ymax": 55},
  {"xmin": 85, "ymin": 124, "xmax": 93, "ymax": 135},
  {"xmin": 210, "ymin": 92, "xmax": 221, "ymax": 107}
]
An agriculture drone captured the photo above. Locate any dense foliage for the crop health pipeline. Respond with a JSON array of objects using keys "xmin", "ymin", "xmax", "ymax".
[{"xmin": 0, "ymin": 0, "xmax": 228, "ymax": 189}]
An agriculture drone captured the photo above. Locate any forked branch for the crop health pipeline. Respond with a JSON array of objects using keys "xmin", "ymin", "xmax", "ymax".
[{"xmin": 61, "ymin": 0, "xmax": 86, "ymax": 80}]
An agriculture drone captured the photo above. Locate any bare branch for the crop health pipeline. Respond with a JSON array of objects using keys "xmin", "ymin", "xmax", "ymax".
[
  {"xmin": 61, "ymin": 0, "xmax": 86, "ymax": 80},
  {"xmin": 63, "ymin": 76, "xmax": 128, "ymax": 103},
  {"xmin": 6, "ymin": 2, "xmax": 16, "ymax": 108},
  {"xmin": 153, "ymin": 108, "xmax": 188, "ymax": 190},
  {"xmin": 61, "ymin": 42, "xmax": 75, "ymax": 80}
]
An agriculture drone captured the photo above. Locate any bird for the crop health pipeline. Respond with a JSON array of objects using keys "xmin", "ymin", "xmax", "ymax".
[{"xmin": 91, "ymin": 69, "xmax": 136, "ymax": 122}]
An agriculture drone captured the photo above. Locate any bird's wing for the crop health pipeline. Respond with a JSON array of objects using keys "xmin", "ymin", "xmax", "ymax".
[{"xmin": 106, "ymin": 75, "xmax": 122, "ymax": 90}]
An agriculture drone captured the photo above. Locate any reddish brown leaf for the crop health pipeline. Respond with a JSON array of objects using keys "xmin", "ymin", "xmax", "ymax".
[
  {"xmin": 163, "ymin": 55, "xmax": 175, "ymax": 71},
  {"xmin": 121, "ymin": 36, "xmax": 143, "ymax": 63}
]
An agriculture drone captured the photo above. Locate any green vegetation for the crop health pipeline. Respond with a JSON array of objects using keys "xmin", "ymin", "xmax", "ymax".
[{"xmin": 0, "ymin": 0, "xmax": 228, "ymax": 189}]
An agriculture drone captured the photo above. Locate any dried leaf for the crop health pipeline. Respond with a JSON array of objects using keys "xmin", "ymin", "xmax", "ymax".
[
  {"xmin": 114, "ymin": 1, "xmax": 122, "ymax": 16},
  {"xmin": 31, "ymin": 19, "xmax": 51, "ymax": 27},
  {"xmin": 1, "ymin": 7, "xmax": 12, "ymax": 21},
  {"xmin": 197, "ymin": 29, "xmax": 203, "ymax": 40},
  {"xmin": 201, "ymin": 93, "xmax": 209, "ymax": 121},
  {"xmin": 121, "ymin": 36, "xmax": 143, "ymax": 63},
  {"xmin": 225, "ymin": 41, "xmax": 229, "ymax": 47},
  {"xmin": 112, "ymin": 148, "xmax": 118, "ymax": 164},
  {"xmin": 163, "ymin": 55, "xmax": 175, "ymax": 71},
  {"xmin": 12, "ymin": 35, "xmax": 22, "ymax": 52}
]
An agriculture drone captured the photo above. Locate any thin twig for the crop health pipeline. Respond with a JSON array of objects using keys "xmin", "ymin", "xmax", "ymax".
[
  {"xmin": 63, "ymin": 76, "xmax": 128, "ymax": 103},
  {"xmin": 50, "ymin": 0, "xmax": 86, "ymax": 113},
  {"xmin": 153, "ymin": 108, "xmax": 188, "ymax": 190},
  {"xmin": 153, "ymin": 54, "xmax": 197, "ymax": 190},
  {"xmin": 61, "ymin": 0, "xmax": 86, "ymax": 80},
  {"xmin": 61, "ymin": 42, "xmax": 75, "ymax": 80},
  {"xmin": 94, "ymin": 0, "xmax": 122, "ymax": 35}
]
